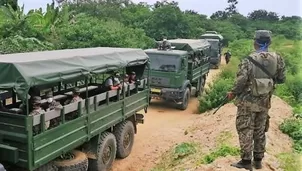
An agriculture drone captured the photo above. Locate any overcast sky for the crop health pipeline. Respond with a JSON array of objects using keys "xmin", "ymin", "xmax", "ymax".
[{"xmin": 18, "ymin": 0, "xmax": 302, "ymax": 17}]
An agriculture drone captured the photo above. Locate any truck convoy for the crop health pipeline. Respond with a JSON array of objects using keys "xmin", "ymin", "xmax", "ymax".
[
  {"xmin": 145, "ymin": 39, "xmax": 211, "ymax": 110},
  {"xmin": 200, "ymin": 31, "xmax": 224, "ymax": 69}
]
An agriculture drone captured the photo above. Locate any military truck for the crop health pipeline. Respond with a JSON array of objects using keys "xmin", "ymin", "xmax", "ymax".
[
  {"xmin": 144, "ymin": 39, "xmax": 211, "ymax": 110},
  {"xmin": 200, "ymin": 32, "xmax": 224, "ymax": 69},
  {"xmin": 0, "ymin": 47, "xmax": 150, "ymax": 171}
]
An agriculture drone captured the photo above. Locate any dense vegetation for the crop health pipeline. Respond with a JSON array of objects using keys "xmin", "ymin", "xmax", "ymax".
[
  {"xmin": 1, "ymin": 0, "xmax": 301, "ymax": 169},
  {"xmin": 0, "ymin": 0, "xmax": 301, "ymax": 54}
]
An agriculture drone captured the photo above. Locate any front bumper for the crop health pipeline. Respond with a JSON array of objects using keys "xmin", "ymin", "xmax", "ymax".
[
  {"xmin": 150, "ymin": 88, "xmax": 183, "ymax": 101},
  {"xmin": 210, "ymin": 56, "xmax": 220, "ymax": 65}
]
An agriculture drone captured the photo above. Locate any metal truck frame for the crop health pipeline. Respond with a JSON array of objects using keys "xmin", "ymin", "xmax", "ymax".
[
  {"xmin": 0, "ymin": 47, "xmax": 150, "ymax": 171},
  {"xmin": 145, "ymin": 39, "xmax": 211, "ymax": 110}
]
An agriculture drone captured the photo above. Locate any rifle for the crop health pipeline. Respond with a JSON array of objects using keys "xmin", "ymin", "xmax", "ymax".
[{"xmin": 212, "ymin": 96, "xmax": 228, "ymax": 114}]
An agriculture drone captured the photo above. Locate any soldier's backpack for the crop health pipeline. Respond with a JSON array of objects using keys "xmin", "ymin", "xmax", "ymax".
[{"xmin": 247, "ymin": 53, "xmax": 277, "ymax": 96}]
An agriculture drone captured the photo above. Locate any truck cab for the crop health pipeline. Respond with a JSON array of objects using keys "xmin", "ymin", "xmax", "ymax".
[{"xmin": 145, "ymin": 39, "xmax": 211, "ymax": 110}]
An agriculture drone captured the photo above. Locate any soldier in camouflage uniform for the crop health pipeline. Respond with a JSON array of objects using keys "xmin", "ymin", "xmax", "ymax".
[
  {"xmin": 224, "ymin": 50, "xmax": 232, "ymax": 64},
  {"xmin": 64, "ymin": 87, "xmax": 83, "ymax": 120},
  {"xmin": 227, "ymin": 30, "xmax": 286, "ymax": 170},
  {"xmin": 43, "ymin": 91, "xmax": 63, "ymax": 128},
  {"xmin": 30, "ymin": 96, "xmax": 49, "ymax": 135}
]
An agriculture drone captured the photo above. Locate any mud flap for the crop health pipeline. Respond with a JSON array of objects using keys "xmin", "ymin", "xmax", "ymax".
[{"xmin": 135, "ymin": 113, "xmax": 144, "ymax": 124}]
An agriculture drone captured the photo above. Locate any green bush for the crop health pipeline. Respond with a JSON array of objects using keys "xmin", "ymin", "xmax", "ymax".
[
  {"xmin": 200, "ymin": 145, "xmax": 240, "ymax": 164},
  {"xmin": 199, "ymin": 78, "xmax": 233, "ymax": 113},
  {"xmin": 173, "ymin": 142, "xmax": 197, "ymax": 160},
  {"xmin": 0, "ymin": 35, "xmax": 54, "ymax": 54}
]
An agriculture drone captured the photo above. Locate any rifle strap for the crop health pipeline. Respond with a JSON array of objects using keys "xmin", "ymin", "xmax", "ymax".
[{"xmin": 247, "ymin": 56, "xmax": 274, "ymax": 79}]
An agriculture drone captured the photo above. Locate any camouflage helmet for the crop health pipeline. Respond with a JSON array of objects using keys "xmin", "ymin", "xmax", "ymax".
[
  {"xmin": 72, "ymin": 87, "xmax": 80, "ymax": 94},
  {"xmin": 32, "ymin": 96, "xmax": 42, "ymax": 104},
  {"xmin": 254, "ymin": 30, "xmax": 272, "ymax": 40}
]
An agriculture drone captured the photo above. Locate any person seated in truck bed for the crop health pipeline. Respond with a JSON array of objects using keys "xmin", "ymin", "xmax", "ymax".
[
  {"xmin": 64, "ymin": 87, "xmax": 83, "ymax": 120},
  {"xmin": 122, "ymin": 74, "xmax": 129, "ymax": 89},
  {"xmin": 30, "ymin": 96, "xmax": 49, "ymax": 135},
  {"xmin": 104, "ymin": 71, "xmax": 122, "ymax": 91},
  {"xmin": 64, "ymin": 87, "xmax": 82, "ymax": 104},
  {"xmin": 43, "ymin": 91, "xmax": 63, "ymax": 128},
  {"xmin": 18, "ymin": 87, "xmax": 40, "ymax": 114},
  {"xmin": 42, "ymin": 91, "xmax": 63, "ymax": 111},
  {"xmin": 128, "ymin": 71, "xmax": 136, "ymax": 84}
]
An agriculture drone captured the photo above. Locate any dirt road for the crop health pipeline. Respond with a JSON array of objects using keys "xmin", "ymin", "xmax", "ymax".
[
  {"xmin": 112, "ymin": 56, "xmax": 296, "ymax": 171},
  {"xmin": 112, "ymin": 58, "xmax": 226, "ymax": 171}
]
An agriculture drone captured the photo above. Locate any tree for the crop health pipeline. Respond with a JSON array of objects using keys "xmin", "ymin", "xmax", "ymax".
[
  {"xmin": 143, "ymin": 2, "xmax": 190, "ymax": 40},
  {"xmin": 0, "ymin": 0, "xmax": 17, "ymax": 11},
  {"xmin": 225, "ymin": 0, "xmax": 238, "ymax": 15},
  {"xmin": 248, "ymin": 9, "xmax": 279, "ymax": 22},
  {"xmin": 210, "ymin": 10, "xmax": 228, "ymax": 20},
  {"xmin": 57, "ymin": 14, "xmax": 154, "ymax": 49},
  {"xmin": 211, "ymin": 0, "xmax": 238, "ymax": 20}
]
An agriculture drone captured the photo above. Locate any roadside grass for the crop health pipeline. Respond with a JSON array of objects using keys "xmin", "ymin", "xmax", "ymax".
[
  {"xmin": 277, "ymin": 152, "xmax": 302, "ymax": 171},
  {"xmin": 151, "ymin": 131, "xmax": 240, "ymax": 170}
]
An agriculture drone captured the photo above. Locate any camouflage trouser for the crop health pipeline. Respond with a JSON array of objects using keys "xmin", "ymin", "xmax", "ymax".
[{"xmin": 236, "ymin": 106, "xmax": 269, "ymax": 160}]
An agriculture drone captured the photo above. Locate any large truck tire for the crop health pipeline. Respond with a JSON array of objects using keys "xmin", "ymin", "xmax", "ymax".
[
  {"xmin": 88, "ymin": 132, "xmax": 116, "ymax": 171},
  {"xmin": 178, "ymin": 87, "xmax": 190, "ymax": 110},
  {"xmin": 35, "ymin": 162, "xmax": 58, "ymax": 171},
  {"xmin": 54, "ymin": 150, "xmax": 88, "ymax": 171},
  {"xmin": 113, "ymin": 120, "xmax": 135, "ymax": 159}
]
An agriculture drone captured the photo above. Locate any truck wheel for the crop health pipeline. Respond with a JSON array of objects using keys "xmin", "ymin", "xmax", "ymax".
[
  {"xmin": 88, "ymin": 132, "xmax": 116, "ymax": 171},
  {"xmin": 54, "ymin": 150, "xmax": 88, "ymax": 171},
  {"xmin": 178, "ymin": 87, "xmax": 190, "ymax": 110},
  {"xmin": 113, "ymin": 120, "xmax": 135, "ymax": 159}
]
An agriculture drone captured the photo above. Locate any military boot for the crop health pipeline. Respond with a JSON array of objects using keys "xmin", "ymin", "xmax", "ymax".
[
  {"xmin": 231, "ymin": 160, "xmax": 253, "ymax": 171},
  {"xmin": 253, "ymin": 159, "xmax": 262, "ymax": 169}
]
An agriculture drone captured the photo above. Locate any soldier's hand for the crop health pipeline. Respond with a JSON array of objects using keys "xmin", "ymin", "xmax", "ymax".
[{"xmin": 227, "ymin": 92, "xmax": 235, "ymax": 100}]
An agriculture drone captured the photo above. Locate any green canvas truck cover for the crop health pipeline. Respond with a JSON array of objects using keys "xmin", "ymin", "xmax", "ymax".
[
  {"xmin": 200, "ymin": 33, "xmax": 224, "ymax": 41},
  {"xmin": 0, "ymin": 47, "xmax": 149, "ymax": 100},
  {"xmin": 156, "ymin": 39, "xmax": 211, "ymax": 52}
]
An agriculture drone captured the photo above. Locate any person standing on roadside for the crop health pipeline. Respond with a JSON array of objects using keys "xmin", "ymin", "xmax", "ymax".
[
  {"xmin": 227, "ymin": 30, "xmax": 286, "ymax": 170},
  {"xmin": 224, "ymin": 50, "xmax": 232, "ymax": 64}
]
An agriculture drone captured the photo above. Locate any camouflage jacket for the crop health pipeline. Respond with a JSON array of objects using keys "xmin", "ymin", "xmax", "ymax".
[
  {"xmin": 30, "ymin": 107, "xmax": 50, "ymax": 130},
  {"xmin": 70, "ymin": 96, "xmax": 82, "ymax": 103},
  {"xmin": 65, "ymin": 96, "xmax": 83, "ymax": 105},
  {"xmin": 231, "ymin": 51, "xmax": 286, "ymax": 111},
  {"xmin": 46, "ymin": 100, "xmax": 63, "ymax": 111}
]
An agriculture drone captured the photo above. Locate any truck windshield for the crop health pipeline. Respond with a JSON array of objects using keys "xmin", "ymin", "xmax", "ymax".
[
  {"xmin": 148, "ymin": 54, "xmax": 181, "ymax": 72},
  {"xmin": 207, "ymin": 40, "xmax": 219, "ymax": 50}
]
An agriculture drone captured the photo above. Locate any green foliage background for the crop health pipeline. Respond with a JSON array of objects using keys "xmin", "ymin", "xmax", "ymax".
[{"xmin": 0, "ymin": 0, "xmax": 301, "ymax": 54}]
